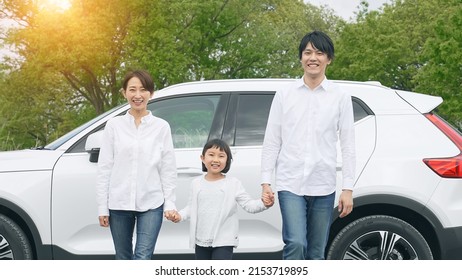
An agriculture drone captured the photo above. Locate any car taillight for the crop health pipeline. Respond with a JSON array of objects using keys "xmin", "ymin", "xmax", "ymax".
[{"xmin": 423, "ymin": 113, "xmax": 462, "ymax": 178}]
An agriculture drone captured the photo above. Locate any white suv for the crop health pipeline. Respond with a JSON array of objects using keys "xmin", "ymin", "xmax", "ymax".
[{"xmin": 1, "ymin": 79, "xmax": 461, "ymax": 260}]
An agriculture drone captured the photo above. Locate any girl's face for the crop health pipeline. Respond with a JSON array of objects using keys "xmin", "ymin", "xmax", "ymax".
[
  {"xmin": 123, "ymin": 77, "xmax": 153, "ymax": 113},
  {"xmin": 201, "ymin": 146, "xmax": 228, "ymax": 176}
]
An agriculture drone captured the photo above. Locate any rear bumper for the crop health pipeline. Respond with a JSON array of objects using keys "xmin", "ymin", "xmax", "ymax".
[{"xmin": 438, "ymin": 226, "xmax": 462, "ymax": 259}]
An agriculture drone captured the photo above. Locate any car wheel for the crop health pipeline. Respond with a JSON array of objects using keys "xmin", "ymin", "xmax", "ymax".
[
  {"xmin": 327, "ymin": 215, "xmax": 433, "ymax": 260},
  {"xmin": 0, "ymin": 214, "xmax": 33, "ymax": 260}
]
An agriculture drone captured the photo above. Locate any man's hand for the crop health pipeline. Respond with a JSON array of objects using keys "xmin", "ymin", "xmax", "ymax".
[{"xmin": 338, "ymin": 190, "xmax": 353, "ymax": 218}]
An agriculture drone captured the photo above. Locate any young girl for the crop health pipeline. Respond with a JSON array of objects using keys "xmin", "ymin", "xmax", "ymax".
[{"xmin": 167, "ymin": 138, "xmax": 274, "ymax": 260}]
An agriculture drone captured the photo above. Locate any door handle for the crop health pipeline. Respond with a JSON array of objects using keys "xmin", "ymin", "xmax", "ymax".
[{"xmin": 177, "ymin": 167, "xmax": 203, "ymax": 178}]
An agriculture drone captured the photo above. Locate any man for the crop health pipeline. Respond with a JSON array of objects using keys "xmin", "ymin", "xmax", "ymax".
[{"xmin": 261, "ymin": 31, "xmax": 355, "ymax": 260}]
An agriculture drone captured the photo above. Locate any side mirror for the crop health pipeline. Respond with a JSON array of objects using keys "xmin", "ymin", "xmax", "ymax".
[{"xmin": 85, "ymin": 130, "xmax": 104, "ymax": 163}]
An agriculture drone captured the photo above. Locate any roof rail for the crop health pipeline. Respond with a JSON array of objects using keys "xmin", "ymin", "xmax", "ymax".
[{"xmin": 364, "ymin": 81, "xmax": 382, "ymax": 86}]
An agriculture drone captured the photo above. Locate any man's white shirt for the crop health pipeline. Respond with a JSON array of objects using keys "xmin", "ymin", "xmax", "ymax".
[{"xmin": 261, "ymin": 77, "xmax": 356, "ymax": 196}]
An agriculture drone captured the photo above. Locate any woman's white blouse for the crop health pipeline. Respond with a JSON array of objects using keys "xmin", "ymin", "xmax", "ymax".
[{"xmin": 96, "ymin": 111, "xmax": 177, "ymax": 216}]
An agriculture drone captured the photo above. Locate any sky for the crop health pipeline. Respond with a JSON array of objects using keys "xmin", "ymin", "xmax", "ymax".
[{"xmin": 305, "ymin": 0, "xmax": 390, "ymax": 21}]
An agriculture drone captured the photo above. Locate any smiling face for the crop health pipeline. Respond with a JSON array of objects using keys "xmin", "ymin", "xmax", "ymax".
[
  {"xmin": 301, "ymin": 42, "xmax": 331, "ymax": 80},
  {"xmin": 123, "ymin": 77, "xmax": 153, "ymax": 114},
  {"xmin": 201, "ymin": 146, "xmax": 228, "ymax": 179}
]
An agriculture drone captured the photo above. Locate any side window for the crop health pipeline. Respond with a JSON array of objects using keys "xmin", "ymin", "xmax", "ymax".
[
  {"xmin": 234, "ymin": 94, "xmax": 274, "ymax": 146},
  {"xmin": 352, "ymin": 97, "xmax": 373, "ymax": 122},
  {"xmin": 149, "ymin": 95, "xmax": 221, "ymax": 149}
]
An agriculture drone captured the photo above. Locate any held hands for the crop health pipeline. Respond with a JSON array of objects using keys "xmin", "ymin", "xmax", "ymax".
[
  {"xmin": 164, "ymin": 210, "xmax": 181, "ymax": 223},
  {"xmin": 261, "ymin": 184, "xmax": 275, "ymax": 207}
]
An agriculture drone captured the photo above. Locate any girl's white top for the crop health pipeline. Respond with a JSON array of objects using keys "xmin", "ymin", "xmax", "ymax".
[
  {"xmin": 179, "ymin": 175, "xmax": 267, "ymax": 248},
  {"xmin": 195, "ymin": 179, "xmax": 225, "ymax": 247}
]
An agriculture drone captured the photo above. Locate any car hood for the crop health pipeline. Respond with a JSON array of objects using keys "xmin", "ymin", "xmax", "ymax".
[
  {"xmin": 0, "ymin": 149, "xmax": 64, "ymax": 172},
  {"xmin": 395, "ymin": 90, "xmax": 443, "ymax": 113}
]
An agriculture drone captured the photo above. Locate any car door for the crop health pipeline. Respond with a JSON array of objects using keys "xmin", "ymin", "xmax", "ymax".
[
  {"xmin": 149, "ymin": 94, "xmax": 227, "ymax": 255},
  {"xmin": 223, "ymin": 92, "xmax": 284, "ymax": 253},
  {"xmin": 51, "ymin": 93, "xmax": 227, "ymax": 258}
]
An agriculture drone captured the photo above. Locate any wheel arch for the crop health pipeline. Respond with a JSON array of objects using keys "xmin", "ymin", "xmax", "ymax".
[
  {"xmin": 0, "ymin": 198, "xmax": 53, "ymax": 259},
  {"xmin": 329, "ymin": 194, "xmax": 443, "ymax": 259}
]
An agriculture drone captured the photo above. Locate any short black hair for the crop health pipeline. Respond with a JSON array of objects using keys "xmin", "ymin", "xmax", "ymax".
[
  {"xmin": 201, "ymin": 139, "xmax": 233, "ymax": 174},
  {"xmin": 122, "ymin": 70, "xmax": 155, "ymax": 94},
  {"xmin": 298, "ymin": 31, "xmax": 334, "ymax": 60}
]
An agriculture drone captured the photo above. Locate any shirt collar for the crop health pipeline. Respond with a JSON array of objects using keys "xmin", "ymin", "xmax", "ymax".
[
  {"xmin": 296, "ymin": 76, "xmax": 332, "ymax": 92},
  {"xmin": 124, "ymin": 110, "xmax": 154, "ymax": 123}
]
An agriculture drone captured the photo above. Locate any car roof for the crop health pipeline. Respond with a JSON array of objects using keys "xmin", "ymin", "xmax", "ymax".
[
  {"xmin": 156, "ymin": 78, "xmax": 296, "ymax": 97},
  {"xmin": 155, "ymin": 78, "xmax": 392, "ymax": 96},
  {"xmin": 154, "ymin": 78, "xmax": 442, "ymax": 114}
]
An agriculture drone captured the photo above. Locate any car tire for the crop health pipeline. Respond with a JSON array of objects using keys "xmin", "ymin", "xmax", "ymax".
[
  {"xmin": 327, "ymin": 215, "xmax": 433, "ymax": 260},
  {"xmin": 0, "ymin": 214, "xmax": 33, "ymax": 260}
]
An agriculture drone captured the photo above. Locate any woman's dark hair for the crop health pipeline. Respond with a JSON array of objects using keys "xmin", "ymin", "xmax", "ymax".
[
  {"xmin": 201, "ymin": 139, "xmax": 233, "ymax": 173},
  {"xmin": 298, "ymin": 30, "xmax": 335, "ymax": 60},
  {"xmin": 122, "ymin": 70, "xmax": 155, "ymax": 94}
]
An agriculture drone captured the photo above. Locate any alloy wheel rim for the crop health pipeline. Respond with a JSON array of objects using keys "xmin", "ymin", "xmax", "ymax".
[
  {"xmin": 0, "ymin": 234, "xmax": 14, "ymax": 260},
  {"xmin": 342, "ymin": 230, "xmax": 418, "ymax": 260}
]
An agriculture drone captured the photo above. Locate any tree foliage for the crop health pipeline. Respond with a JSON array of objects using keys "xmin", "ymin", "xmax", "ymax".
[
  {"xmin": 123, "ymin": 0, "xmax": 341, "ymax": 87},
  {"xmin": 2, "ymin": 0, "xmax": 135, "ymax": 115},
  {"xmin": 0, "ymin": 64, "xmax": 94, "ymax": 149},
  {"xmin": 0, "ymin": 0, "xmax": 340, "ymax": 149},
  {"xmin": 329, "ymin": 0, "xmax": 461, "ymax": 130},
  {"xmin": 413, "ymin": 0, "xmax": 462, "ymax": 128},
  {"xmin": 1, "ymin": 0, "xmax": 461, "ymax": 150}
]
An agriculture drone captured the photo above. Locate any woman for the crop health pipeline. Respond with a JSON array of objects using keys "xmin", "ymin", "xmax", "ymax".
[{"xmin": 96, "ymin": 70, "xmax": 177, "ymax": 260}]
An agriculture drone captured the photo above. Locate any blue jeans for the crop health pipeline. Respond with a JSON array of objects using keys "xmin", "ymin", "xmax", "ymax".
[
  {"xmin": 195, "ymin": 245, "xmax": 234, "ymax": 260},
  {"xmin": 109, "ymin": 206, "xmax": 163, "ymax": 260},
  {"xmin": 278, "ymin": 191, "xmax": 335, "ymax": 260}
]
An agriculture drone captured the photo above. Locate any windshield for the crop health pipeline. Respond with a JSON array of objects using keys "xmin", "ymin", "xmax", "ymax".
[{"xmin": 44, "ymin": 104, "xmax": 125, "ymax": 150}]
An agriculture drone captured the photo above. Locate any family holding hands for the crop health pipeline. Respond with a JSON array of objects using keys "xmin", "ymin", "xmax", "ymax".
[{"xmin": 96, "ymin": 31, "xmax": 355, "ymax": 260}]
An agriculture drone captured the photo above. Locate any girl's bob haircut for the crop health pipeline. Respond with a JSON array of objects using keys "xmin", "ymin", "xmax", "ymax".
[{"xmin": 201, "ymin": 138, "xmax": 233, "ymax": 173}]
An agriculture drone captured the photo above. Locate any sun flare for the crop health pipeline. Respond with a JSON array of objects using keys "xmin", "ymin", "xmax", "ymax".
[{"xmin": 38, "ymin": 0, "xmax": 72, "ymax": 12}]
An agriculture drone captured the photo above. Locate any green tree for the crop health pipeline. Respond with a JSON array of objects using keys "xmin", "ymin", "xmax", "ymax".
[
  {"xmin": 414, "ymin": 0, "xmax": 462, "ymax": 129},
  {"xmin": 1, "ymin": 0, "xmax": 135, "ymax": 115},
  {"xmin": 330, "ymin": 0, "xmax": 444, "ymax": 90},
  {"xmin": 329, "ymin": 0, "xmax": 461, "ymax": 129},
  {"xmin": 0, "ymin": 64, "xmax": 94, "ymax": 149},
  {"xmin": 125, "ymin": 0, "xmax": 342, "ymax": 87},
  {"xmin": 0, "ymin": 0, "xmax": 342, "ymax": 149}
]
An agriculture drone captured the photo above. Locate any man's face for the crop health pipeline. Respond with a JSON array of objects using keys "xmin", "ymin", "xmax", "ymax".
[{"xmin": 300, "ymin": 42, "xmax": 331, "ymax": 79}]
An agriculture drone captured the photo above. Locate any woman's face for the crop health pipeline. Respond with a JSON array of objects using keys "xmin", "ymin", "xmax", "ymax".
[{"xmin": 123, "ymin": 77, "xmax": 153, "ymax": 112}]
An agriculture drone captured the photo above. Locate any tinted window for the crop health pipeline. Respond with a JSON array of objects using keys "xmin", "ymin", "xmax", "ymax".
[
  {"xmin": 149, "ymin": 95, "xmax": 221, "ymax": 148},
  {"xmin": 234, "ymin": 94, "xmax": 274, "ymax": 146},
  {"xmin": 233, "ymin": 95, "xmax": 372, "ymax": 147},
  {"xmin": 352, "ymin": 97, "xmax": 373, "ymax": 122}
]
